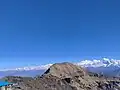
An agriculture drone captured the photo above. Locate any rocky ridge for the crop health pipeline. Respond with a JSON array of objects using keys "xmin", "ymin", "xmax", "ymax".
[{"xmin": 3, "ymin": 62, "xmax": 120, "ymax": 90}]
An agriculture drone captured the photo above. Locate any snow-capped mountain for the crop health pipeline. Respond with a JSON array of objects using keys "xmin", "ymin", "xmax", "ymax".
[
  {"xmin": 1, "ymin": 64, "xmax": 52, "ymax": 71},
  {"xmin": 76, "ymin": 58, "xmax": 120, "ymax": 76},
  {"xmin": 14, "ymin": 64, "xmax": 52, "ymax": 71},
  {"xmin": 0, "ymin": 64, "xmax": 52, "ymax": 78},
  {"xmin": 1, "ymin": 58, "xmax": 120, "ymax": 77},
  {"xmin": 76, "ymin": 58, "xmax": 120, "ymax": 67},
  {"xmin": 3, "ymin": 58, "xmax": 120, "ymax": 71},
  {"xmin": 1, "ymin": 58, "xmax": 120, "ymax": 71}
]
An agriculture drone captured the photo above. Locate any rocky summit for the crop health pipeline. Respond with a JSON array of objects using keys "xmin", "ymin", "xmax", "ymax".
[
  {"xmin": 3, "ymin": 62, "xmax": 120, "ymax": 90},
  {"xmin": 43, "ymin": 62, "xmax": 86, "ymax": 78}
]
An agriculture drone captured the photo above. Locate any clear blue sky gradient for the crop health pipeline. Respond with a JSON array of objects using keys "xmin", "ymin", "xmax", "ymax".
[{"xmin": 0, "ymin": 0, "xmax": 120, "ymax": 69}]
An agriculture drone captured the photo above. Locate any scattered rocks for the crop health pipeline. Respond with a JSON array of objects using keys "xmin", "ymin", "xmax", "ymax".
[{"xmin": 2, "ymin": 62, "xmax": 120, "ymax": 90}]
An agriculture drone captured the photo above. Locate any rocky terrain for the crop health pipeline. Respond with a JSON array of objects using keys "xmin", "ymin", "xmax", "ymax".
[{"xmin": 2, "ymin": 62, "xmax": 120, "ymax": 90}]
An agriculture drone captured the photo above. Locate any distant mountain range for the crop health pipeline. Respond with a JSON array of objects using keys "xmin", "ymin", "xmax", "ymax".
[
  {"xmin": 77, "ymin": 58, "xmax": 120, "ymax": 67},
  {"xmin": 77, "ymin": 58, "xmax": 120, "ymax": 76},
  {"xmin": 1, "ymin": 58, "xmax": 120, "ymax": 77}
]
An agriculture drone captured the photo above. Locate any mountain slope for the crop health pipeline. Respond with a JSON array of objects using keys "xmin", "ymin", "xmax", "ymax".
[{"xmin": 3, "ymin": 62, "xmax": 120, "ymax": 90}]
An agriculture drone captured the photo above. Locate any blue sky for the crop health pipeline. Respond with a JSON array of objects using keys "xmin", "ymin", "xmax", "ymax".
[{"xmin": 0, "ymin": 0, "xmax": 120, "ymax": 69}]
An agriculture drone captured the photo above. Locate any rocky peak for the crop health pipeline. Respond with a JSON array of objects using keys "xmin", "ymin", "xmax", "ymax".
[
  {"xmin": 43, "ymin": 62, "xmax": 86, "ymax": 78},
  {"xmin": 3, "ymin": 62, "xmax": 120, "ymax": 90}
]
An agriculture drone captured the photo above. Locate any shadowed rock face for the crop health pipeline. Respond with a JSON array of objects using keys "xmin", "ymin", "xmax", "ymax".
[{"xmin": 3, "ymin": 62, "xmax": 120, "ymax": 90}]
